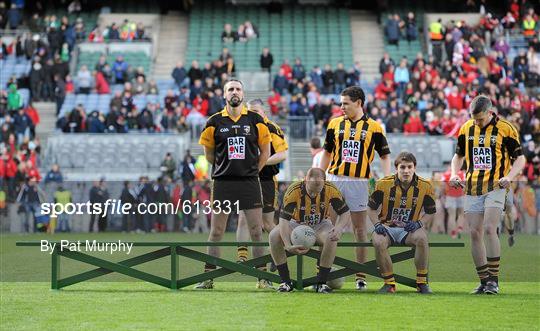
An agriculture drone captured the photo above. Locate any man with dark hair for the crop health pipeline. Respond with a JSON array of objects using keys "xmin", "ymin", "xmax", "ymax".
[
  {"xmin": 320, "ymin": 86, "xmax": 392, "ymax": 291},
  {"xmin": 368, "ymin": 152, "xmax": 436, "ymax": 294},
  {"xmin": 235, "ymin": 98, "xmax": 288, "ymax": 289},
  {"xmin": 197, "ymin": 79, "xmax": 271, "ymax": 289},
  {"xmin": 450, "ymin": 95, "xmax": 526, "ymax": 294},
  {"xmin": 269, "ymin": 167, "xmax": 351, "ymax": 293}
]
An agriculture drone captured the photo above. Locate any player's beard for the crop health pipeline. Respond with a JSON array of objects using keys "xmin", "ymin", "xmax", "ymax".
[{"xmin": 228, "ymin": 95, "xmax": 243, "ymax": 107}]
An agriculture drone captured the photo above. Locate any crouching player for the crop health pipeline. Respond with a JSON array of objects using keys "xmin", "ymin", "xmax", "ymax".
[
  {"xmin": 368, "ymin": 152, "xmax": 436, "ymax": 294},
  {"xmin": 269, "ymin": 168, "xmax": 351, "ymax": 293}
]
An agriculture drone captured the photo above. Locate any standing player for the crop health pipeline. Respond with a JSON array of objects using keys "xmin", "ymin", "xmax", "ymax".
[
  {"xmin": 235, "ymin": 98, "xmax": 288, "ymax": 289},
  {"xmin": 368, "ymin": 152, "xmax": 436, "ymax": 294},
  {"xmin": 450, "ymin": 95, "xmax": 526, "ymax": 294},
  {"xmin": 320, "ymin": 86, "xmax": 391, "ymax": 290},
  {"xmin": 269, "ymin": 168, "xmax": 351, "ymax": 293},
  {"xmin": 196, "ymin": 79, "xmax": 271, "ymax": 289}
]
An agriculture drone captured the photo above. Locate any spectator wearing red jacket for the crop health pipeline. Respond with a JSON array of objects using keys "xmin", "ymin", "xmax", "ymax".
[
  {"xmin": 267, "ymin": 90, "xmax": 280, "ymax": 115},
  {"xmin": 403, "ymin": 110, "xmax": 425, "ymax": 134},
  {"xmin": 280, "ymin": 59, "xmax": 293, "ymax": 80},
  {"xmin": 95, "ymin": 71, "xmax": 110, "ymax": 94},
  {"xmin": 446, "ymin": 86, "xmax": 464, "ymax": 110}
]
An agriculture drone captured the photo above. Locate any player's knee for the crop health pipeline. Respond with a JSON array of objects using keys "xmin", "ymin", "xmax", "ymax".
[
  {"xmin": 414, "ymin": 233, "xmax": 428, "ymax": 247},
  {"xmin": 269, "ymin": 228, "xmax": 282, "ymax": 245},
  {"xmin": 372, "ymin": 235, "xmax": 387, "ymax": 249},
  {"xmin": 469, "ymin": 227, "xmax": 483, "ymax": 240},
  {"xmin": 485, "ymin": 225, "xmax": 498, "ymax": 236}
]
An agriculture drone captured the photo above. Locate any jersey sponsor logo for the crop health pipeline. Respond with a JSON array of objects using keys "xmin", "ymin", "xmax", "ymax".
[
  {"xmin": 219, "ymin": 128, "xmax": 229, "ymax": 133},
  {"xmin": 342, "ymin": 140, "xmax": 360, "ymax": 163},
  {"xmin": 472, "ymin": 147, "xmax": 492, "ymax": 170},
  {"xmin": 227, "ymin": 136, "xmax": 246, "ymax": 160},
  {"xmin": 360, "ymin": 130, "xmax": 367, "ymax": 141},
  {"xmin": 391, "ymin": 208, "xmax": 411, "ymax": 227},
  {"xmin": 303, "ymin": 213, "xmax": 321, "ymax": 226}
]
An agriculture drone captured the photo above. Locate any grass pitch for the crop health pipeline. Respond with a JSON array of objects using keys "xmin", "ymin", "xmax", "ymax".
[{"xmin": 1, "ymin": 233, "xmax": 539, "ymax": 330}]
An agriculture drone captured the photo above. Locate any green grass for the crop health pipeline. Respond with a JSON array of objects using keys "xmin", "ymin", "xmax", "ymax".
[
  {"xmin": 1, "ymin": 282, "xmax": 539, "ymax": 330},
  {"xmin": 1, "ymin": 233, "xmax": 539, "ymax": 330}
]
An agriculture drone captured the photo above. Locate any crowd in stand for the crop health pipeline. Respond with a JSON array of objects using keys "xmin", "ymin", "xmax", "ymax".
[{"xmin": 221, "ymin": 21, "xmax": 259, "ymax": 43}]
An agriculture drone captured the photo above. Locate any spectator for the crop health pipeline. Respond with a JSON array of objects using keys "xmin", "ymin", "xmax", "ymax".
[
  {"xmin": 43, "ymin": 164, "xmax": 62, "ymax": 185},
  {"xmin": 188, "ymin": 60, "xmax": 203, "ymax": 85},
  {"xmin": 273, "ymin": 69, "xmax": 289, "ymax": 95},
  {"xmin": 178, "ymin": 151, "xmax": 195, "ymax": 185},
  {"xmin": 120, "ymin": 181, "xmax": 136, "ymax": 232},
  {"xmin": 221, "ymin": 23, "xmax": 237, "ymax": 43},
  {"xmin": 405, "ymin": 12, "xmax": 418, "ymax": 44},
  {"xmin": 54, "ymin": 185, "xmax": 72, "ymax": 232},
  {"xmin": 309, "ymin": 66, "xmax": 324, "ymax": 90},
  {"xmin": 107, "ymin": 23, "xmax": 120, "ymax": 40},
  {"xmin": 13, "ymin": 108, "xmax": 32, "ymax": 144},
  {"xmin": 132, "ymin": 75, "xmax": 148, "ymax": 95},
  {"xmin": 7, "ymin": 84, "xmax": 22, "ymax": 112},
  {"xmin": 379, "ymin": 52, "xmax": 395, "ymax": 75},
  {"xmin": 112, "ymin": 56, "xmax": 128, "ymax": 84},
  {"xmin": 76, "ymin": 65, "xmax": 92, "ymax": 94},
  {"xmin": 172, "ymin": 61, "xmax": 189, "ymax": 89},
  {"xmin": 95, "ymin": 70, "xmax": 110, "ymax": 94},
  {"xmin": 237, "ymin": 24, "xmax": 247, "ymax": 42},
  {"xmin": 334, "ymin": 62, "xmax": 347, "ymax": 94},
  {"xmin": 68, "ymin": 1, "xmax": 82, "ymax": 15},
  {"xmin": 160, "ymin": 153, "xmax": 176, "ymax": 180},
  {"xmin": 135, "ymin": 22, "xmax": 146, "ymax": 40},
  {"xmin": 88, "ymin": 180, "xmax": 109, "ymax": 232},
  {"xmin": 16, "ymin": 177, "xmax": 45, "ymax": 232},
  {"xmin": 292, "ymin": 57, "xmax": 306, "ymax": 81},
  {"xmin": 385, "ymin": 14, "xmax": 401, "ymax": 47},
  {"xmin": 7, "ymin": 4, "xmax": 21, "ymax": 30},
  {"xmin": 322, "ymin": 64, "xmax": 335, "ymax": 94},
  {"xmin": 260, "ymin": 47, "xmax": 274, "ymax": 72},
  {"xmin": 244, "ymin": 21, "xmax": 258, "ymax": 39},
  {"xmin": 403, "ymin": 110, "xmax": 424, "ymax": 134},
  {"xmin": 394, "ymin": 58, "xmax": 410, "ymax": 99}
]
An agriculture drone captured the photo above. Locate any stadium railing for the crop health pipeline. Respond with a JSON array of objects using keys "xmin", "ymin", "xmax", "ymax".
[{"xmin": 16, "ymin": 241, "xmax": 464, "ymax": 290}]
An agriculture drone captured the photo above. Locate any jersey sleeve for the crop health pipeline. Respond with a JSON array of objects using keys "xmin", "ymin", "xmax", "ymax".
[
  {"xmin": 270, "ymin": 124, "xmax": 288, "ymax": 153},
  {"xmin": 373, "ymin": 125, "xmax": 391, "ymax": 156},
  {"xmin": 422, "ymin": 182, "xmax": 437, "ymax": 215},
  {"xmin": 368, "ymin": 189, "xmax": 384, "ymax": 210},
  {"xmin": 255, "ymin": 114, "xmax": 272, "ymax": 147},
  {"xmin": 199, "ymin": 117, "xmax": 216, "ymax": 148},
  {"xmin": 323, "ymin": 119, "xmax": 337, "ymax": 153},
  {"xmin": 503, "ymin": 123, "xmax": 523, "ymax": 159},
  {"xmin": 279, "ymin": 184, "xmax": 298, "ymax": 221},
  {"xmin": 327, "ymin": 184, "xmax": 349, "ymax": 215},
  {"xmin": 455, "ymin": 125, "xmax": 466, "ymax": 156}
]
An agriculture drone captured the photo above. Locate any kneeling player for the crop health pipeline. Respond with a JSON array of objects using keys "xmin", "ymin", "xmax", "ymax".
[
  {"xmin": 269, "ymin": 168, "xmax": 351, "ymax": 293},
  {"xmin": 368, "ymin": 152, "xmax": 436, "ymax": 294}
]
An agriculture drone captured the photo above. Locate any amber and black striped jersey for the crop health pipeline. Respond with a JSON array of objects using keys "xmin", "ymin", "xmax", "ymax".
[
  {"xmin": 280, "ymin": 180, "xmax": 349, "ymax": 226},
  {"xmin": 199, "ymin": 106, "xmax": 271, "ymax": 178},
  {"xmin": 368, "ymin": 174, "xmax": 436, "ymax": 226},
  {"xmin": 455, "ymin": 116, "xmax": 523, "ymax": 196},
  {"xmin": 323, "ymin": 114, "xmax": 390, "ymax": 178},
  {"xmin": 259, "ymin": 118, "xmax": 288, "ymax": 179}
]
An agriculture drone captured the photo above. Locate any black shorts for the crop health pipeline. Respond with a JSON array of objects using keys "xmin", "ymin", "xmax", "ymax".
[
  {"xmin": 211, "ymin": 176, "xmax": 262, "ymax": 211},
  {"xmin": 260, "ymin": 176, "xmax": 278, "ymax": 213}
]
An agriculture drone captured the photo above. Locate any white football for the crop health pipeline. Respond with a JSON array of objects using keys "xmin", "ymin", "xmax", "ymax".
[
  {"xmin": 326, "ymin": 267, "xmax": 345, "ymax": 289},
  {"xmin": 291, "ymin": 225, "xmax": 316, "ymax": 248}
]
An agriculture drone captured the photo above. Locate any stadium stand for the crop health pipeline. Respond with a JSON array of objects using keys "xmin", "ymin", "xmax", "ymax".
[{"xmin": 186, "ymin": 0, "xmax": 354, "ymax": 74}]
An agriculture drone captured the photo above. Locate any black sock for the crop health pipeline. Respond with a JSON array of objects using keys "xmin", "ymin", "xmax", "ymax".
[
  {"xmin": 276, "ymin": 263, "xmax": 291, "ymax": 283},
  {"xmin": 317, "ymin": 267, "xmax": 331, "ymax": 284}
]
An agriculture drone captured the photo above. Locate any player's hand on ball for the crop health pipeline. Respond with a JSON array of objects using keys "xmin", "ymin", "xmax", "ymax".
[
  {"xmin": 374, "ymin": 223, "xmax": 386, "ymax": 236},
  {"xmin": 328, "ymin": 227, "xmax": 341, "ymax": 241},
  {"xmin": 498, "ymin": 177, "xmax": 511, "ymax": 189},
  {"xmin": 449, "ymin": 175, "xmax": 464, "ymax": 189},
  {"xmin": 286, "ymin": 245, "xmax": 309, "ymax": 255},
  {"xmin": 404, "ymin": 221, "xmax": 422, "ymax": 233}
]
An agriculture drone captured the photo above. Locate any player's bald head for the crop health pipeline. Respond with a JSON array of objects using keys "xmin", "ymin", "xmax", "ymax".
[{"xmin": 306, "ymin": 167, "xmax": 326, "ymax": 180}]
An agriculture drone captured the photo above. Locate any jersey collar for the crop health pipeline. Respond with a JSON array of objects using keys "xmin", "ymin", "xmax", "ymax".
[
  {"xmin": 221, "ymin": 105, "xmax": 248, "ymax": 118},
  {"xmin": 347, "ymin": 113, "xmax": 368, "ymax": 124}
]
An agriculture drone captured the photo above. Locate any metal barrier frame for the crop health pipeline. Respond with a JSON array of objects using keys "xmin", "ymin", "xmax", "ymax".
[{"xmin": 16, "ymin": 241, "xmax": 464, "ymax": 290}]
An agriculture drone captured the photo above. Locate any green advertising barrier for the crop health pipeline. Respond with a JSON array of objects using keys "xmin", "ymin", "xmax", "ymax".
[{"xmin": 16, "ymin": 241, "xmax": 464, "ymax": 290}]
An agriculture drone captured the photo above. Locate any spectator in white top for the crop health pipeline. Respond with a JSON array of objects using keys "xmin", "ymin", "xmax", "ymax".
[
  {"xmin": 310, "ymin": 137, "xmax": 324, "ymax": 168},
  {"xmin": 76, "ymin": 65, "xmax": 92, "ymax": 94}
]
